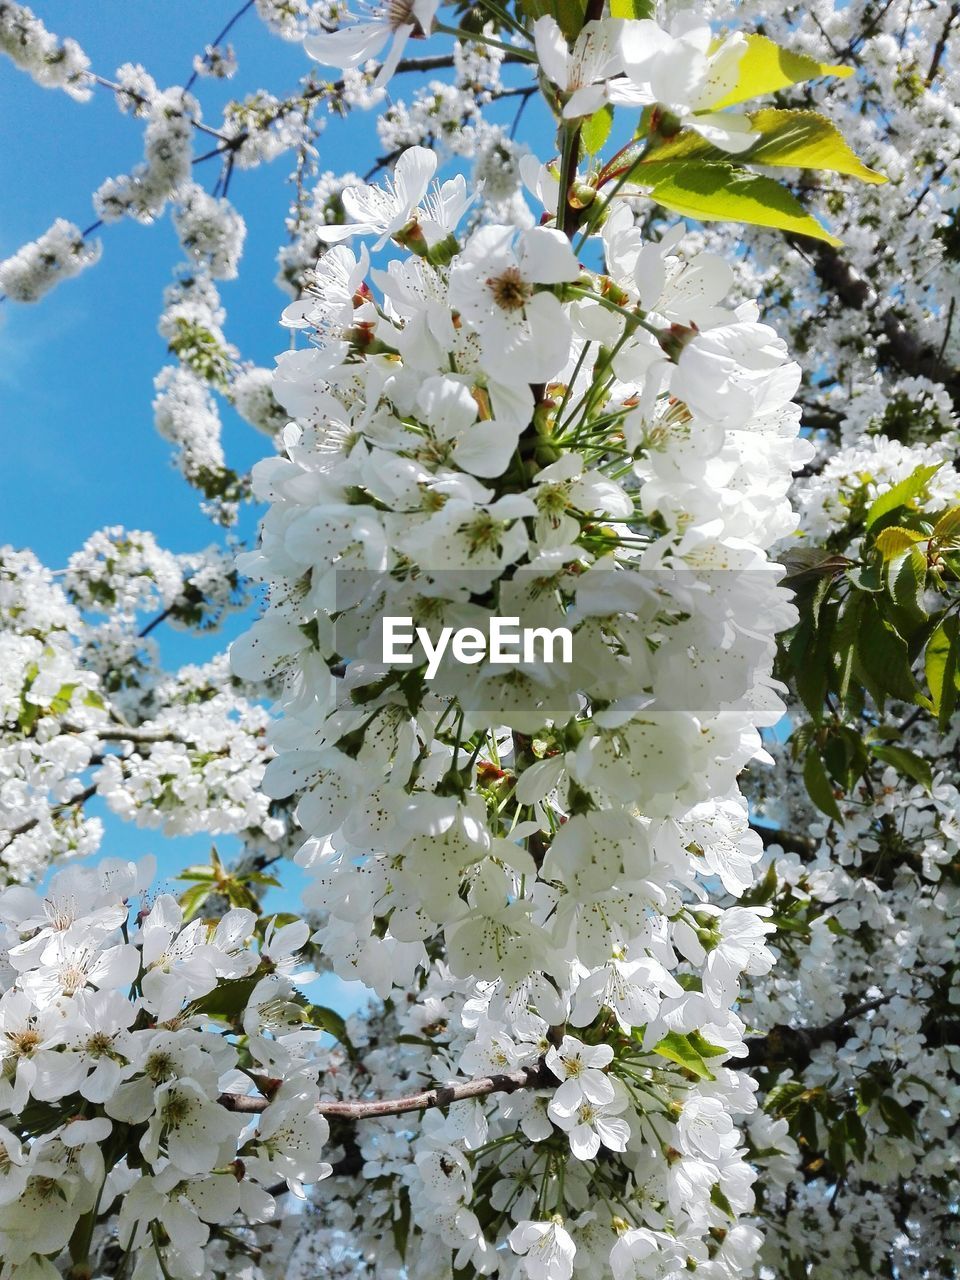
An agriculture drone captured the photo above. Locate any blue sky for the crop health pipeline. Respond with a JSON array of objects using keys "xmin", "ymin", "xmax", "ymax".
[{"xmin": 2, "ymin": 2, "xmax": 338, "ymax": 566}]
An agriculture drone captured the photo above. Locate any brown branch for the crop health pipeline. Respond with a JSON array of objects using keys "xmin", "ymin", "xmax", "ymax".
[
  {"xmin": 798, "ymin": 241, "xmax": 960, "ymax": 407},
  {"xmin": 139, "ymin": 606, "xmax": 173, "ymax": 639},
  {"xmin": 218, "ymin": 1061, "xmax": 552, "ymax": 1119},
  {"xmin": 749, "ymin": 822, "xmax": 817, "ymax": 856},
  {"xmin": 94, "ymin": 727, "xmax": 190, "ymax": 745},
  {"xmin": 2, "ymin": 780, "xmax": 99, "ymax": 847},
  {"xmin": 926, "ymin": 1, "xmax": 959, "ymax": 85},
  {"xmin": 743, "ymin": 996, "xmax": 891, "ymax": 1070}
]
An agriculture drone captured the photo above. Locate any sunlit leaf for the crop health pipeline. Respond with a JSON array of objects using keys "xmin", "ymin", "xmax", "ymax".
[
  {"xmin": 874, "ymin": 526, "xmax": 929, "ymax": 561},
  {"xmin": 711, "ymin": 34, "xmax": 853, "ymax": 110},
  {"xmin": 582, "ymin": 104, "xmax": 614, "ymax": 156},
  {"xmin": 637, "ymin": 161, "xmax": 842, "ymax": 245},
  {"xmin": 925, "ymin": 614, "xmax": 959, "ymax": 731},
  {"xmin": 865, "ymin": 462, "xmax": 943, "ymax": 530}
]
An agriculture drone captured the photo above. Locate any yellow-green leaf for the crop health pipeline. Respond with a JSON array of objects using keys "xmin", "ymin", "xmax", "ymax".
[
  {"xmin": 610, "ymin": 0, "xmax": 653, "ymax": 16},
  {"xmin": 582, "ymin": 104, "xmax": 614, "ymax": 155},
  {"xmin": 711, "ymin": 34, "xmax": 853, "ymax": 110},
  {"xmin": 865, "ymin": 462, "xmax": 943, "ymax": 529},
  {"xmin": 925, "ymin": 614, "xmax": 959, "ymax": 731},
  {"xmin": 639, "ymin": 109, "xmax": 884, "ymax": 187},
  {"xmin": 652, "ymin": 1030, "xmax": 718, "ymax": 1079},
  {"xmin": 875, "ymin": 526, "xmax": 929, "ymax": 560},
  {"xmin": 932, "ymin": 506, "xmax": 960, "ymax": 546},
  {"xmin": 741, "ymin": 109, "xmax": 886, "ymax": 183},
  {"xmin": 639, "ymin": 160, "xmax": 842, "ymax": 246},
  {"xmin": 869, "ymin": 743, "xmax": 933, "ymax": 792}
]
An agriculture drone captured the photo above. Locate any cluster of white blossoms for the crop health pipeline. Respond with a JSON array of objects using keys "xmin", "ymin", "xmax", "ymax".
[
  {"xmin": 0, "ymin": 538, "xmax": 287, "ymax": 889},
  {"xmin": 0, "ymin": 218, "xmax": 100, "ymax": 303},
  {"xmin": 229, "ymin": 97, "xmax": 813, "ymax": 1267},
  {"xmin": 794, "ymin": 433, "xmax": 960, "ymax": 542},
  {"xmin": 2, "ymin": 0, "xmax": 959, "ymax": 1276},
  {"xmin": 0, "ymin": 857, "xmax": 333, "ymax": 1278},
  {"xmin": 0, "ymin": 549, "xmax": 107, "ymax": 883},
  {"xmin": 94, "ymin": 86, "xmax": 198, "ymax": 226},
  {"xmin": 694, "ymin": 0, "xmax": 960, "ymax": 475},
  {"xmin": 255, "ymin": 0, "xmax": 339, "ymax": 43},
  {"xmin": 192, "ymin": 42, "xmax": 239, "ymax": 81},
  {"xmin": 152, "ymin": 271, "xmax": 244, "ymax": 518},
  {"xmin": 172, "ymin": 185, "xmax": 247, "ymax": 281},
  {"xmin": 275, "ymin": 170, "xmax": 362, "ymax": 298},
  {"xmin": 0, "ymin": 2, "xmax": 91, "ymax": 100},
  {"xmin": 743, "ymin": 751, "xmax": 960, "ymax": 1276}
]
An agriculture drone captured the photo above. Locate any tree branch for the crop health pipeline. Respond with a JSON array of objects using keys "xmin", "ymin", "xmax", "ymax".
[
  {"xmin": 925, "ymin": 1, "xmax": 959, "ymax": 85},
  {"xmin": 749, "ymin": 822, "xmax": 817, "ymax": 856},
  {"xmin": 800, "ymin": 241, "xmax": 960, "ymax": 406},
  {"xmin": 89, "ymin": 75, "xmax": 228, "ymax": 142},
  {"xmin": 1, "ymin": 780, "xmax": 99, "ymax": 847},
  {"xmin": 185, "ymin": 0, "xmax": 256, "ymax": 92},
  {"xmin": 94, "ymin": 727, "xmax": 192, "ymax": 745},
  {"xmin": 743, "ymin": 996, "xmax": 891, "ymax": 1069},
  {"xmin": 218, "ymin": 1061, "xmax": 552, "ymax": 1119}
]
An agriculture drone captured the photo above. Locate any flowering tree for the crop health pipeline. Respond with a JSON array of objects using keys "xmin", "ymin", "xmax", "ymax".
[{"xmin": 1, "ymin": 2, "xmax": 959, "ymax": 1278}]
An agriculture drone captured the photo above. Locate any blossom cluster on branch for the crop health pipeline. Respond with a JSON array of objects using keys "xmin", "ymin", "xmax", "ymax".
[{"xmin": 1, "ymin": 0, "xmax": 959, "ymax": 1277}]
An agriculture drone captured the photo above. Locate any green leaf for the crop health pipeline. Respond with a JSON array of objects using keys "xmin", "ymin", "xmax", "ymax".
[
  {"xmin": 175, "ymin": 865, "xmax": 219, "ymax": 883},
  {"xmin": 687, "ymin": 1030, "xmax": 729, "ymax": 1059},
  {"xmin": 834, "ymin": 593, "xmax": 863, "ymax": 707},
  {"xmin": 652, "ymin": 1030, "xmax": 718, "ymax": 1079},
  {"xmin": 711, "ymin": 33, "xmax": 853, "ymax": 110},
  {"xmin": 610, "ymin": 0, "xmax": 653, "ymax": 16},
  {"xmin": 869, "ymin": 743, "xmax": 933, "ymax": 792},
  {"xmin": 639, "ymin": 160, "xmax": 842, "ymax": 246},
  {"xmin": 710, "ymin": 1182, "xmax": 736, "ymax": 1218},
  {"xmin": 191, "ymin": 972, "xmax": 264, "ymax": 1020},
  {"xmin": 865, "ymin": 462, "xmax": 943, "ymax": 530},
  {"xmin": 518, "ymin": 0, "xmax": 584, "ymax": 41},
  {"xmin": 888, "ymin": 546, "xmax": 928, "ymax": 619},
  {"xmin": 803, "ymin": 746, "xmax": 843, "ymax": 821},
  {"xmin": 49, "ymin": 683, "xmax": 79, "ymax": 716},
  {"xmin": 855, "ymin": 599, "xmax": 920, "ymax": 705},
  {"xmin": 844, "ymin": 1108, "xmax": 868, "ymax": 1163},
  {"xmin": 178, "ymin": 882, "xmax": 214, "ymax": 922},
  {"xmin": 789, "ymin": 603, "xmax": 837, "ymax": 721},
  {"xmin": 582, "ymin": 104, "xmax": 614, "ymax": 155},
  {"xmin": 306, "ymin": 1003, "xmax": 356, "ymax": 1056},
  {"xmin": 877, "ymin": 1094, "xmax": 917, "ymax": 1141},
  {"xmin": 644, "ymin": 108, "xmax": 885, "ymax": 186},
  {"xmin": 739, "ymin": 109, "xmax": 885, "ymax": 183},
  {"xmin": 393, "ymin": 1187, "xmax": 411, "ymax": 1261},
  {"xmin": 925, "ymin": 614, "xmax": 959, "ymax": 731},
  {"xmin": 765, "ymin": 1079, "xmax": 806, "ymax": 1115},
  {"xmin": 875, "ymin": 526, "xmax": 929, "ymax": 560},
  {"xmin": 932, "ymin": 506, "xmax": 960, "ymax": 546},
  {"xmin": 17, "ymin": 699, "xmax": 40, "ymax": 735},
  {"xmin": 396, "ymin": 1033, "xmax": 441, "ymax": 1050}
]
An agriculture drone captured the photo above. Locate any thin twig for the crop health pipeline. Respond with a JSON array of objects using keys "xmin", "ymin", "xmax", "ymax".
[{"xmin": 185, "ymin": 0, "xmax": 257, "ymax": 92}]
